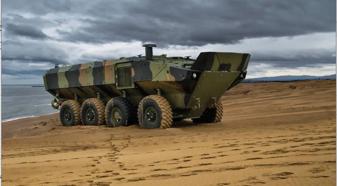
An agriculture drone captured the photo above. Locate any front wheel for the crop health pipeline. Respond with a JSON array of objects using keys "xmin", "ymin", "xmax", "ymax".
[
  {"xmin": 192, "ymin": 102, "xmax": 223, "ymax": 123},
  {"xmin": 59, "ymin": 100, "xmax": 81, "ymax": 126},
  {"xmin": 138, "ymin": 95, "xmax": 173, "ymax": 129}
]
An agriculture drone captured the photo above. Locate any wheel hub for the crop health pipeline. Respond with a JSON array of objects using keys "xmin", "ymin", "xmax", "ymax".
[
  {"xmin": 86, "ymin": 108, "xmax": 96, "ymax": 121},
  {"xmin": 64, "ymin": 109, "xmax": 72, "ymax": 121},
  {"xmin": 145, "ymin": 107, "xmax": 157, "ymax": 122},
  {"xmin": 111, "ymin": 107, "xmax": 122, "ymax": 123}
]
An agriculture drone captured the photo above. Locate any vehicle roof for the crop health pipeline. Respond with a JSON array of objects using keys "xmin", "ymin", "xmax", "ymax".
[{"xmin": 54, "ymin": 55, "xmax": 196, "ymax": 71}]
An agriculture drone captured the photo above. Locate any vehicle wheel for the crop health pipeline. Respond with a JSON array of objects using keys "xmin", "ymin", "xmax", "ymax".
[
  {"xmin": 81, "ymin": 98, "xmax": 105, "ymax": 125},
  {"xmin": 59, "ymin": 100, "xmax": 81, "ymax": 126},
  {"xmin": 138, "ymin": 95, "xmax": 173, "ymax": 129},
  {"xmin": 105, "ymin": 97, "xmax": 134, "ymax": 127},
  {"xmin": 192, "ymin": 102, "xmax": 223, "ymax": 123}
]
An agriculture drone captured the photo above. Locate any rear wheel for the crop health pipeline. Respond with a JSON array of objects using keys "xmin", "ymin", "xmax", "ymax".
[
  {"xmin": 81, "ymin": 98, "xmax": 105, "ymax": 125},
  {"xmin": 138, "ymin": 95, "xmax": 173, "ymax": 129},
  {"xmin": 192, "ymin": 102, "xmax": 223, "ymax": 123},
  {"xmin": 59, "ymin": 100, "xmax": 81, "ymax": 126},
  {"xmin": 105, "ymin": 97, "xmax": 134, "ymax": 127}
]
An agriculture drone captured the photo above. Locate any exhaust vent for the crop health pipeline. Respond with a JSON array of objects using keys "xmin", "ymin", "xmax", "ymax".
[{"xmin": 143, "ymin": 43, "xmax": 156, "ymax": 60}]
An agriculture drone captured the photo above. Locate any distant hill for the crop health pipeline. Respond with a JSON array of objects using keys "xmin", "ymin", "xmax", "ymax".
[{"xmin": 244, "ymin": 74, "xmax": 336, "ymax": 82}]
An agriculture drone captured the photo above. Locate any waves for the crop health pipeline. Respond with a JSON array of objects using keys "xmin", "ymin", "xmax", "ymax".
[
  {"xmin": 3, "ymin": 115, "xmax": 37, "ymax": 122},
  {"xmin": 2, "ymin": 112, "xmax": 59, "ymax": 122},
  {"xmin": 2, "ymin": 85, "xmax": 55, "ymax": 122}
]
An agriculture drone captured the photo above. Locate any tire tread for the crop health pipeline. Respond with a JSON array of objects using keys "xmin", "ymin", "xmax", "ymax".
[
  {"xmin": 81, "ymin": 98, "xmax": 105, "ymax": 125},
  {"xmin": 60, "ymin": 100, "xmax": 81, "ymax": 126},
  {"xmin": 138, "ymin": 95, "xmax": 173, "ymax": 129},
  {"xmin": 105, "ymin": 97, "xmax": 132, "ymax": 127}
]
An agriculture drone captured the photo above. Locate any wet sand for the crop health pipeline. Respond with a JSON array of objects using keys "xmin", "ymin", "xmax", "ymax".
[{"xmin": 2, "ymin": 80, "xmax": 336, "ymax": 186}]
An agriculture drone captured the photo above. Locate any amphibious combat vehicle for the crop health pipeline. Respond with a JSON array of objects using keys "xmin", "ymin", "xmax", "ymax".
[{"xmin": 43, "ymin": 44, "xmax": 250, "ymax": 128}]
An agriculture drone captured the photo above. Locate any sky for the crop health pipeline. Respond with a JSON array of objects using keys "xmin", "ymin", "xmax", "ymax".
[{"xmin": 2, "ymin": 0, "xmax": 336, "ymax": 84}]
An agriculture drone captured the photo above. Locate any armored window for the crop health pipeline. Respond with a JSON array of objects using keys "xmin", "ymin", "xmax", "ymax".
[{"xmin": 117, "ymin": 66, "xmax": 132, "ymax": 88}]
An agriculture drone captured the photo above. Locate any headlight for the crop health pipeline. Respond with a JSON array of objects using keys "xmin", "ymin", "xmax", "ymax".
[{"xmin": 192, "ymin": 73, "xmax": 197, "ymax": 79}]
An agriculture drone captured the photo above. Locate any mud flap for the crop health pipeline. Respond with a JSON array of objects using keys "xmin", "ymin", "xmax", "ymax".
[{"xmin": 186, "ymin": 71, "xmax": 240, "ymax": 117}]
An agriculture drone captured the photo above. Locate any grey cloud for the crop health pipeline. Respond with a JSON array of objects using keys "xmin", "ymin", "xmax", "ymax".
[
  {"xmin": 3, "ymin": 68, "xmax": 47, "ymax": 76},
  {"xmin": 251, "ymin": 48, "xmax": 336, "ymax": 68},
  {"xmin": 2, "ymin": 0, "xmax": 336, "ymax": 83},
  {"xmin": 2, "ymin": 39, "xmax": 69, "ymax": 79},
  {"xmin": 3, "ymin": 41, "xmax": 69, "ymax": 65},
  {"xmin": 3, "ymin": 13, "xmax": 56, "ymax": 41},
  {"xmin": 3, "ymin": 13, "xmax": 51, "ymax": 30},
  {"xmin": 4, "ymin": 0, "xmax": 334, "ymax": 45},
  {"xmin": 57, "ymin": 0, "xmax": 335, "ymax": 45},
  {"xmin": 4, "ymin": 0, "xmax": 72, "ymax": 15},
  {"xmin": 251, "ymin": 57, "xmax": 335, "ymax": 69},
  {"xmin": 6, "ymin": 23, "xmax": 48, "ymax": 39}
]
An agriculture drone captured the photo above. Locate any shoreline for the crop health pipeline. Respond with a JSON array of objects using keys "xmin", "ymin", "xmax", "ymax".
[{"xmin": 2, "ymin": 112, "xmax": 58, "ymax": 124}]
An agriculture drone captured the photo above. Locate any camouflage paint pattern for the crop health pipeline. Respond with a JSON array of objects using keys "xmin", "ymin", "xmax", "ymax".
[{"xmin": 44, "ymin": 52, "xmax": 250, "ymax": 118}]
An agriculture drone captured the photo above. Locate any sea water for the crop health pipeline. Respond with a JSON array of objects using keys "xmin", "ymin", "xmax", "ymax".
[{"xmin": 2, "ymin": 85, "xmax": 56, "ymax": 121}]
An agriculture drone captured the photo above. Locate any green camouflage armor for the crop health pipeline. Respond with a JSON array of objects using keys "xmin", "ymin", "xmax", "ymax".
[{"xmin": 43, "ymin": 44, "xmax": 250, "ymax": 128}]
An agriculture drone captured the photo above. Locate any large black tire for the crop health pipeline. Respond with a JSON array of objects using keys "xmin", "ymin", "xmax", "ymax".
[
  {"xmin": 59, "ymin": 100, "xmax": 81, "ymax": 126},
  {"xmin": 80, "ymin": 98, "xmax": 105, "ymax": 125},
  {"xmin": 192, "ymin": 102, "xmax": 223, "ymax": 123},
  {"xmin": 105, "ymin": 97, "xmax": 135, "ymax": 127},
  {"xmin": 138, "ymin": 95, "xmax": 173, "ymax": 129}
]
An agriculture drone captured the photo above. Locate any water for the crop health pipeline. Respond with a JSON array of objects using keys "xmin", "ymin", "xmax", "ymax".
[{"xmin": 2, "ymin": 85, "xmax": 56, "ymax": 121}]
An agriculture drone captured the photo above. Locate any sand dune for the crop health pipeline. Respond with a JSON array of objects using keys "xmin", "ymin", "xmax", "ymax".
[{"xmin": 2, "ymin": 80, "xmax": 336, "ymax": 186}]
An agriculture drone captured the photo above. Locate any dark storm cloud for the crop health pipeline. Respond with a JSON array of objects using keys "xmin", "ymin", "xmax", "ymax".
[
  {"xmin": 2, "ymin": 68, "xmax": 47, "ymax": 76},
  {"xmin": 250, "ymin": 57, "xmax": 336, "ymax": 69},
  {"xmin": 2, "ymin": 41, "xmax": 68, "ymax": 65},
  {"xmin": 58, "ymin": 0, "xmax": 335, "ymax": 45},
  {"xmin": 4, "ymin": 0, "xmax": 335, "ymax": 45},
  {"xmin": 2, "ymin": 0, "xmax": 336, "ymax": 83},
  {"xmin": 251, "ymin": 50, "xmax": 336, "ymax": 68},
  {"xmin": 6, "ymin": 23, "xmax": 48, "ymax": 39},
  {"xmin": 4, "ymin": 0, "xmax": 72, "ymax": 15},
  {"xmin": 3, "ymin": 13, "xmax": 52, "ymax": 28}
]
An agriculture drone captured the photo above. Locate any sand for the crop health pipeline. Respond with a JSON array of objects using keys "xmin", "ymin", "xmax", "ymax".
[{"xmin": 2, "ymin": 80, "xmax": 336, "ymax": 186}]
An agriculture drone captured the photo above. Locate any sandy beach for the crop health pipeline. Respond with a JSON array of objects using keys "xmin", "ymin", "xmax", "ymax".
[{"xmin": 2, "ymin": 80, "xmax": 336, "ymax": 186}]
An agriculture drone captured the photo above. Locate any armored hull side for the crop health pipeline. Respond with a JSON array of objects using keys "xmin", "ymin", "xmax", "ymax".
[
  {"xmin": 44, "ymin": 52, "xmax": 249, "ymax": 114},
  {"xmin": 43, "ymin": 45, "xmax": 250, "ymax": 128}
]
